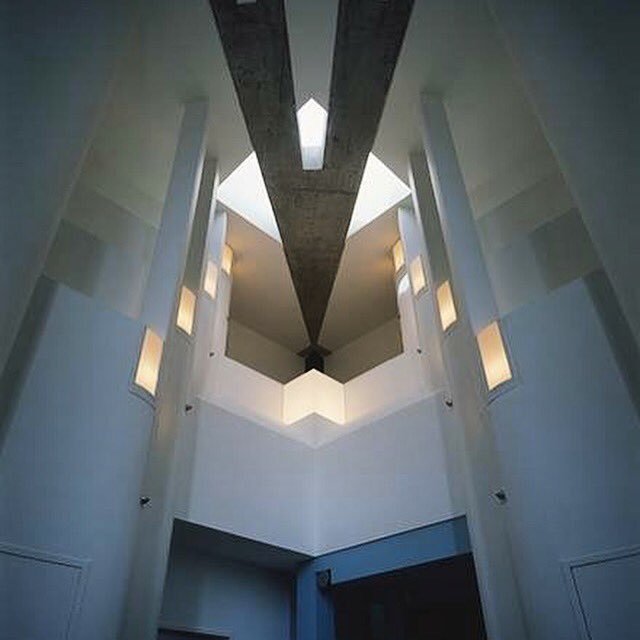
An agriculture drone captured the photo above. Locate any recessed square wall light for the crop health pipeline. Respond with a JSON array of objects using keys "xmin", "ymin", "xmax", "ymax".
[
  {"xmin": 410, "ymin": 256, "xmax": 427, "ymax": 295},
  {"xmin": 176, "ymin": 286, "xmax": 196, "ymax": 336},
  {"xmin": 203, "ymin": 260, "xmax": 218, "ymax": 299},
  {"xmin": 477, "ymin": 320, "xmax": 513, "ymax": 391},
  {"xmin": 436, "ymin": 280, "xmax": 457, "ymax": 332},
  {"xmin": 221, "ymin": 244, "xmax": 234, "ymax": 275},
  {"xmin": 392, "ymin": 240, "xmax": 405, "ymax": 273},
  {"xmin": 134, "ymin": 327, "xmax": 163, "ymax": 397}
]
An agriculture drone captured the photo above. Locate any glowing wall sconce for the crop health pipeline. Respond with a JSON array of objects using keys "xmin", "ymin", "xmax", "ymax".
[
  {"xmin": 477, "ymin": 320, "xmax": 513, "ymax": 391},
  {"xmin": 221, "ymin": 244, "xmax": 234, "ymax": 275},
  {"xmin": 392, "ymin": 240, "xmax": 405, "ymax": 273},
  {"xmin": 203, "ymin": 260, "xmax": 218, "ymax": 299},
  {"xmin": 134, "ymin": 327, "xmax": 163, "ymax": 397},
  {"xmin": 436, "ymin": 280, "xmax": 457, "ymax": 332},
  {"xmin": 176, "ymin": 286, "xmax": 196, "ymax": 336},
  {"xmin": 409, "ymin": 256, "xmax": 427, "ymax": 296}
]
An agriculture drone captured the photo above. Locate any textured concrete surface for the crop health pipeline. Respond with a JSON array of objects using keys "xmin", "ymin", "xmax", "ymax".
[{"xmin": 210, "ymin": 0, "xmax": 413, "ymax": 345}]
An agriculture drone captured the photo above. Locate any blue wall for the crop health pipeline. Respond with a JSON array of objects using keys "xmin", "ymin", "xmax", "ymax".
[{"xmin": 296, "ymin": 516, "xmax": 471, "ymax": 640}]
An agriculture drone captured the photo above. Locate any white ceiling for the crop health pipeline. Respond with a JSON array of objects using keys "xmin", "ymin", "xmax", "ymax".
[{"xmin": 85, "ymin": 0, "xmax": 548, "ymax": 351}]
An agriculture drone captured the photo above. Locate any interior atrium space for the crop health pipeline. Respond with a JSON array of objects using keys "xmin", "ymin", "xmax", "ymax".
[{"xmin": 2, "ymin": 1, "xmax": 639, "ymax": 639}]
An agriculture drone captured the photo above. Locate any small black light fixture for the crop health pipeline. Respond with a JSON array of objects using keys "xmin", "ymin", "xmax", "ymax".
[
  {"xmin": 493, "ymin": 489, "xmax": 507, "ymax": 505},
  {"xmin": 316, "ymin": 568, "xmax": 332, "ymax": 591}
]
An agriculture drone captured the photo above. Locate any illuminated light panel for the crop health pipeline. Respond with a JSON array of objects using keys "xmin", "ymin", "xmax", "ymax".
[
  {"xmin": 217, "ymin": 153, "xmax": 281, "ymax": 241},
  {"xmin": 392, "ymin": 239, "xmax": 405, "ymax": 273},
  {"xmin": 134, "ymin": 327, "xmax": 163, "ymax": 396},
  {"xmin": 176, "ymin": 286, "xmax": 196, "ymax": 335},
  {"xmin": 297, "ymin": 98, "xmax": 327, "ymax": 170},
  {"xmin": 477, "ymin": 321, "xmax": 513, "ymax": 391},
  {"xmin": 283, "ymin": 369, "xmax": 345, "ymax": 425},
  {"xmin": 221, "ymin": 244, "xmax": 234, "ymax": 275},
  {"xmin": 410, "ymin": 256, "xmax": 427, "ymax": 295},
  {"xmin": 203, "ymin": 260, "xmax": 218, "ymax": 299},
  {"xmin": 436, "ymin": 280, "xmax": 457, "ymax": 332},
  {"xmin": 348, "ymin": 153, "xmax": 412, "ymax": 237}
]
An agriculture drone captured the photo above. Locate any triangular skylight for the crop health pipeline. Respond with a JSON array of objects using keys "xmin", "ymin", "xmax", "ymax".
[
  {"xmin": 217, "ymin": 152, "xmax": 281, "ymax": 241},
  {"xmin": 217, "ymin": 99, "xmax": 411, "ymax": 241},
  {"xmin": 347, "ymin": 153, "xmax": 411, "ymax": 236}
]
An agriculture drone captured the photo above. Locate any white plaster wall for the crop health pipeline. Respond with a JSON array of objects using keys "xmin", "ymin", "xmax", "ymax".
[
  {"xmin": 203, "ymin": 355, "xmax": 284, "ymax": 428},
  {"xmin": 314, "ymin": 395, "xmax": 460, "ymax": 554},
  {"xmin": 186, "ymin": 394, "xmax": 459, "ymax": 556},
  {"xmin": 345, "ymin": 354, "xmax": 430, "ymax": 425},
  {"xmin": 187, "ymin": 401, "xmax": 316, "ymax": 554},
  {"xmin": 489, "ymin": 0, "xmax": 640, "ymax": 345},
  {"xmin": 160, "ymin": 546, "xmax": 292, "ymax": 640},
  {"xmin": 324, "ymin": 318, "xmax": 402, "ymax": 383},
  {"xmin": 489, "ymin": 278, "xmax": 640, "ymax": 640},
  {"xmin": 1, "ymin": 0, "xmax": 137, "ymax": 373},
  {"xmin": 0, "ymin": 281, "xmax": 154, "ymax": 639},
  {"xmin": 226, "ymin": 319, "xmax": 304, "ymax": 383}
]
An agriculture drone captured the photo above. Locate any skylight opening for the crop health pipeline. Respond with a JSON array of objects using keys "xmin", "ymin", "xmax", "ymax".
[
  {"xmin": 217, "ymin": 101, "xmax": 410, "ymax": 243},
  {"xmin": 297, "ymin": 98, "xmax": 328, "ymax": 170},
  {"xmin": 348, "ymin": 153, "xmax": 412, "ymax": 237},
  {"xmin": 217, "ymin": 153, "xmax": 281, "ymax": 242}
]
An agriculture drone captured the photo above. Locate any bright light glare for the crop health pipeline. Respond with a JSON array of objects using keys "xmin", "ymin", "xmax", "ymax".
[
  {"xmin": 297, "ymin": 98, "xmax": 328, "ymax": 170},
  {"xmin": 217, "ymin": 153, "xmax": 281, "ymax": 241},
  {"xmin": 348, "ymin": 154, "xmax": 411, "ymax": 236}
]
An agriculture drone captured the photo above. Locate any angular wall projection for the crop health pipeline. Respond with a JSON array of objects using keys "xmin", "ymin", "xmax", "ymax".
[{"xmin": 283, "ymin": 369, "xmax": 345, "ymax": 425}]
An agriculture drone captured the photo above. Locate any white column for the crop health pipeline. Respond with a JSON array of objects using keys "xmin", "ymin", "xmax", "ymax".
[
  {"xmin": 120, "ymin": 101, "xmax": 209, "ymax": 640},
  {"xmin": 420, "ymin": 94, "xmax": 497, "ymax": 334},
  {"xmin": 192, "ymin": 206, "xmax": 228, "ymax": 398},
  {"xmin": 396, "ymin": 270, "xmax": 420, "ymax": 357},
  {"xmin": 141, "ymin": 100, "xmax": 209, "ymax": 339},
  {"xmin": 408, "ymin": 151, "xmax": 528, "ymax": 640},
  {"xmin": 397, "ymin": 206, "xmax": 445, "ymax": 390}
]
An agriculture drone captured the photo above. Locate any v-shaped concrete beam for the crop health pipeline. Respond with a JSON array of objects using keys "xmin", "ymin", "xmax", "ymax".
[{"xmin": 209, "ymin": 0, "xmax": 414, "ymax": 345}]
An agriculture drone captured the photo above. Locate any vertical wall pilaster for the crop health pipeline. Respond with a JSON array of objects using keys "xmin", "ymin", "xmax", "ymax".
[
  {"xmin": 397, "ymin": 205, "xmax": 446, "ymax": 390},
  {"xmin": 420, "ymin": 94, "xmax": 497, "ymax": 334},
  {"xmin": 141, "ymin": 100, "xmax": 209, "ymax": 340},
  {"xmin": 408, "ymin": 150, "xmax": 529, "ymax": 640},
  {"xmin": 120, "ymin": 100, "xmax": 210, "ymax": 640}
]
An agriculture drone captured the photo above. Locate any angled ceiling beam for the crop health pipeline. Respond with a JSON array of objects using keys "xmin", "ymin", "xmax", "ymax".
[{"xmin": 209, "ymin": 0, "xmax": 414, "ymax": 345}]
